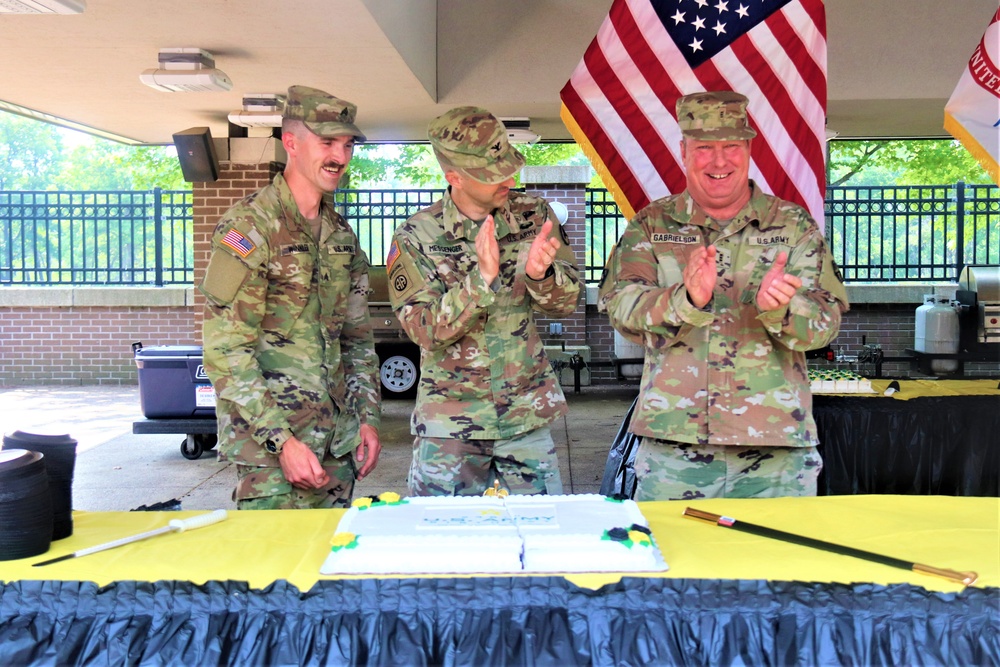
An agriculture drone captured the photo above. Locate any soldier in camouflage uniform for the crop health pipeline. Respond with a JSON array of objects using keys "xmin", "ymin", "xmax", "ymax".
[
  {"xmin": 387, "ymin": 107, "xmax": 581, "ymax": 496},
  {"xmin": 199, "ymin": 85, "xmax": 381, "ymax": 510},
  {"xmin": 599, "ymin": 91, "xmax": 849, "ymax": 501}
]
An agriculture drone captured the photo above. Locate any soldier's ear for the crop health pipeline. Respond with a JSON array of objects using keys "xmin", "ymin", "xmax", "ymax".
[
  {"xmin": 444, "ymin": 170, "xmax": 463, "ymax": 189},
  {"xmin": 282, "ymin": 130, "xmax": 297, "ymax": 156}
]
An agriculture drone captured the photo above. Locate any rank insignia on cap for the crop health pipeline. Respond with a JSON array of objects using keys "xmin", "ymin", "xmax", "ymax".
[{"xmin": 221, "ymin": 229, "xmax": 256, "ymax": 258}]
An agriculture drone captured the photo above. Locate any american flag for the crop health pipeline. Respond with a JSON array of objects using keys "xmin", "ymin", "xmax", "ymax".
[
  {"xmin": 560, "ymin": 0, "xmax": 827, "ymax": 224},
  {"xmin": 221, "ymin": 229, "xmax": 256, "ymax": 258},
  {"xmin": 385, "ymin": 240, "xmax": 400, "ymax": 273}
]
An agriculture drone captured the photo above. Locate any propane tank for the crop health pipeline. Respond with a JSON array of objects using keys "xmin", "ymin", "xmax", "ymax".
[{"xmin": 914, "ymin": 294, "xmax": 960, "ymax": 374}]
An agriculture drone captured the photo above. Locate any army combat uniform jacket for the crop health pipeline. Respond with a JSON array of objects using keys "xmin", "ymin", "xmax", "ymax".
[
  {"xmin": 388, "ymin": 190, "xmax": 580, "ymax": 440},
  {"xmin": 600, "ymin": 182, "xmax": 848, "ymax": 448},
  {"xmin": 199, "ymin": 174, "xmax": 380, "ymax": 467}
]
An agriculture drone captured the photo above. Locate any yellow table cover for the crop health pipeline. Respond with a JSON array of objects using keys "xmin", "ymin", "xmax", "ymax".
[{"xmin": 1, "ymin": 495, "xmax": 996, "ymax": 594}]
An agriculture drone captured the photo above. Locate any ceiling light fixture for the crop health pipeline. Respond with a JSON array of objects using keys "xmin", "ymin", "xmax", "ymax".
[
  {"xmin": 500, "ymin": 117, "xmax": 540, "ymax": 145},
  {"xmin": 140, "ymin": 48, "xmax": 233, "ymax": 93},
  {"xmin": 0, "ymin": 0, "xmax": 85, "ymax": 13},
  {"xmin": 228, "ymin": 93, "xmax": 285, "ymax": 127}
]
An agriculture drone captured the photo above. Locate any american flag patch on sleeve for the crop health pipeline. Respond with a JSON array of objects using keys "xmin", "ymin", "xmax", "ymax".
[
  {"xmin": 221, "ymin": 229, "xmax": 256, "ymax": 257},
  {"xmin": 385, "ymin": 240, "xmax": 400, "ymax": 273}
]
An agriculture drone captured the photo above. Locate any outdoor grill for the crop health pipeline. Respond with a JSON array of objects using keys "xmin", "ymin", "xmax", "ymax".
[{"xmin": 957, "ymin": 265, "xmax": 1000, "ymax": 345}]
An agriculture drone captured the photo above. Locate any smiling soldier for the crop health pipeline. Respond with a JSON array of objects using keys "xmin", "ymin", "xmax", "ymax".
[
  {"xmin": 600, "ymin": 91, "xmax": 849, "ymax": 501},
  {"xmin": 200, "ymin": 85, "xmax": 381, "ymax": 510}
]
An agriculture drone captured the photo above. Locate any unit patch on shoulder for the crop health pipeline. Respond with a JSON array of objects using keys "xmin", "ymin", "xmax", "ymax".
[{"xmin": 386, "ymin": 244, "xmax": 424, "ymax": 306}]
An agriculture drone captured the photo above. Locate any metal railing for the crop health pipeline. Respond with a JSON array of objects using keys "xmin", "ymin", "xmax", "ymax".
[
  {"xmin": 1, "ymin": 183, "xmax": 997, "ymax": 286},
  {"xmin": 584, "ymin": 182, "xmax": 999, "ymax": 283},
  {"xmin": 0, "ymin": 189, "xmax": 193, "ymax": 285},
  {"xmin": 825, "ymin": 183, "xmax": 999, "ymax": 282}
]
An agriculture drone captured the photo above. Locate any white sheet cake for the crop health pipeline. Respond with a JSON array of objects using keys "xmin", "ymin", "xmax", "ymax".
[{"xmin": 319, "ymin": 493, "xmax": 668, "ymax": 575}]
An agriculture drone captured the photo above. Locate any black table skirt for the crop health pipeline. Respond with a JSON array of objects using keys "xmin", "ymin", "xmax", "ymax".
[
  {"xmin": 814, "ymin": 394, "xmax": 1000, "ymax": 496},
  {"xmin": 1, "ymin": 577, "xmax": 997, "ymax": 666},
  {"xmin": 602, "ymin": 393, "xmax": 1000, "ymax": 499}
]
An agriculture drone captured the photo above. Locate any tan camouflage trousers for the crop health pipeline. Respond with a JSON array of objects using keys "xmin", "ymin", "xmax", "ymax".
[
  {"xmin": 633, "ymin": 438, "xmax": 822, "ymax": 501},
  {"xmin": 408, "ymin": 427, "xmax": 563, "ymax": 496},
  {"xmin": 234, "ymin": 453, "xmax": 356, "ymax": 510}
]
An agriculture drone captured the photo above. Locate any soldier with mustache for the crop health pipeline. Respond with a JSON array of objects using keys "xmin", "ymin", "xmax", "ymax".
[{"xmin": 200, "ymin": 85, "xmax": 381, "ymax": 509}]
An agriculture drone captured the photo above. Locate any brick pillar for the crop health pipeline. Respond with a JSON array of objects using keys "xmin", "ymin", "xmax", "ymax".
[
  {"xmin": 521, "ymin": 166, "xmax": 591, "ymax": 348},
  {"xmin": 189, "ymin": 137, "xmax": 284, "ymax": 339}
]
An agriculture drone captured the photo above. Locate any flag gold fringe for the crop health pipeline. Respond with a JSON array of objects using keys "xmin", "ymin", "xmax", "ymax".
[
  {"xmin": 944, "ymin": 112, "xmax": 1000, "ymax": 186},
  {"xmin": 560, "ymin": 102, "xmax": 636, "ymax": 220}
]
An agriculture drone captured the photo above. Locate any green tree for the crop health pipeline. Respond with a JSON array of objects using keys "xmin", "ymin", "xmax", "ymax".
[
  {"xmin": 828, "ymin": 139, "xmax": 992, "ymax": 186},
  {"xmin": 56, "ymin": 140, "xmax": 188, "ymax": 190},
  {"xmin": 346, "ymin": 144, "xmax": 443, "ymax": 188},
  {"xmin": 346, "ymin": 141, "xmax": 597, "ymax": 188},
  {"xmin": 0, "ymin": 113, "xmax": 65, "ymax": 190},
  {"xmin": 0, "ymin": 109, "xmax": 188, "ymax": 191}
]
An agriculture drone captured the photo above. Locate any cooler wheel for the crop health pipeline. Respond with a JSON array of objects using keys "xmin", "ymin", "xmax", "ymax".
[{"xmin": 180, "ymin": 434, "xmax": 216, "ymax": 460}]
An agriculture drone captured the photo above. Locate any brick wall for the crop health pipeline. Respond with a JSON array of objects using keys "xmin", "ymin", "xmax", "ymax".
[
  {"xmin": 190, "ymin": 162, "xmax": 274, "ymax": 332},
  {"xmin": 526, "ymin": 183, "xmax": 588, "ymax": 349},
  {"xmin": 0, "ymin": 305, "xmax": 197, "ymax": 385},
  {"xmin": 0, "ymin": 160, "xmax": 273, "ymax": 387}
]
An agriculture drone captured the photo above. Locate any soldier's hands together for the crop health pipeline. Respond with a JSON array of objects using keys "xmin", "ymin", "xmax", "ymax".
[
  {"xmin": 684, "ymin": 244, "xmax": 717, "ymax": 309},
  {"xmin": 756, "ymin": 251, "xmax": 802, "ymax": 311},
  {"xmin": 476, "ymin": 215, "xmax": 500, "ymax": 285},
  {"xmin": 526, "ymin": 219, "xmax": 561, "ymax": 281},
  {"xmin": 278, "ymin": 436, "xmax": 330, "ymax": 490}
]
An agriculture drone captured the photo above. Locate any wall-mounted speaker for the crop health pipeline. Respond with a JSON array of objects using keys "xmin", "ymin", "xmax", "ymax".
[{"xmin": 172, "ymin": 127, "xmax": 220, "ymax": 182}]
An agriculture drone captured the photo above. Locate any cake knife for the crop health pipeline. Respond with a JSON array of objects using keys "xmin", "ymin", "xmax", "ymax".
[{"xmin": 33, "ymin": 509, "xmax": 228, "ymax": 567}]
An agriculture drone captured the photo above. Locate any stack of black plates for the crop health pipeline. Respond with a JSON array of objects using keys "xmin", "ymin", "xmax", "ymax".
[
  {"xmin": 0, "ymin": 448, "xmax": 53, "ymax": 561},
  {"xmin": 3, "ymin": 431, "xmax": 77, "ymax": 540}
]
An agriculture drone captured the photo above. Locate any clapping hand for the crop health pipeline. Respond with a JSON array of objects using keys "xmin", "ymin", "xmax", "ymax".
[
  {"xmin": 476, "ymin": 215, "xmax": 500, "ymax": 285},
  {"xmin": 756, "ymin": 251, "xmax": 802, "ymax": 311},
  {"xmin": 684, "ymin": 244, "xmax": 717, "ymax": 308},
  {"xmin": 526, "ymin": 219, "xmax": 561, "ymax": 280}
]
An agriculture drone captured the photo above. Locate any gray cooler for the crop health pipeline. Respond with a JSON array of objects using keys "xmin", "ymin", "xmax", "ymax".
[{"xmin": 132, "ymin": 342, "xmax": 216, "ymax": 419}]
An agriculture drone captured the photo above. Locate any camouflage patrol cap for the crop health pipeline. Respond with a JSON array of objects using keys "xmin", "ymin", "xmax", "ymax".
[
  {"xmin": 676, "ymin": 91, "xmax": 757, "ymax": 141},
  {"xmin": 283, "ymin": 85, "xmax": 366, "ymax": 142},
  {"xmin": 427, "ymin": 106, "xmax": 525, "ymax": 185}
]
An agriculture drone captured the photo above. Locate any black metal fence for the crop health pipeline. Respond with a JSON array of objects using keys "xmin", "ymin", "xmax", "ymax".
[
  {"xmin": 825, "ymin": 183, "xmax": 999, "ymax": 282},
  {"xmin": 0, "ymin": 189, "xmax": 193, "ymax": 285},
  {"xmin": 0, "ymin": 183, "xmax": 997, "ymax": 286}
]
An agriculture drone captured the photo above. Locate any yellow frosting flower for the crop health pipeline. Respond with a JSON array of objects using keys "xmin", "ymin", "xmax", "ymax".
[
  {"xmin": 330, "ymin": 532, "xmax": 357, "ymax": 549},
  {"xmin": 352, "ymin": 498, "xmax": 372, "ymax": 509},
  {"xmin": 379, "ymin": 492, "xmax": 401, "ymax": 504},
  {"xmin": 628, "ymin": 530, "xmax": 651, "ymax": 546}
]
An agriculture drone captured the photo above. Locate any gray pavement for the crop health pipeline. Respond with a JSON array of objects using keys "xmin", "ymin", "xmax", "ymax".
[{"xmin": 0, "ymin": 383, "xmax": 638, "ymax": 511}]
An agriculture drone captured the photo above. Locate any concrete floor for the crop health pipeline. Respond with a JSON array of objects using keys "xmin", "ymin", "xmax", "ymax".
[{"xmin": 0, "ymin": 383, "xmax": 639, "ymax": 512}]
